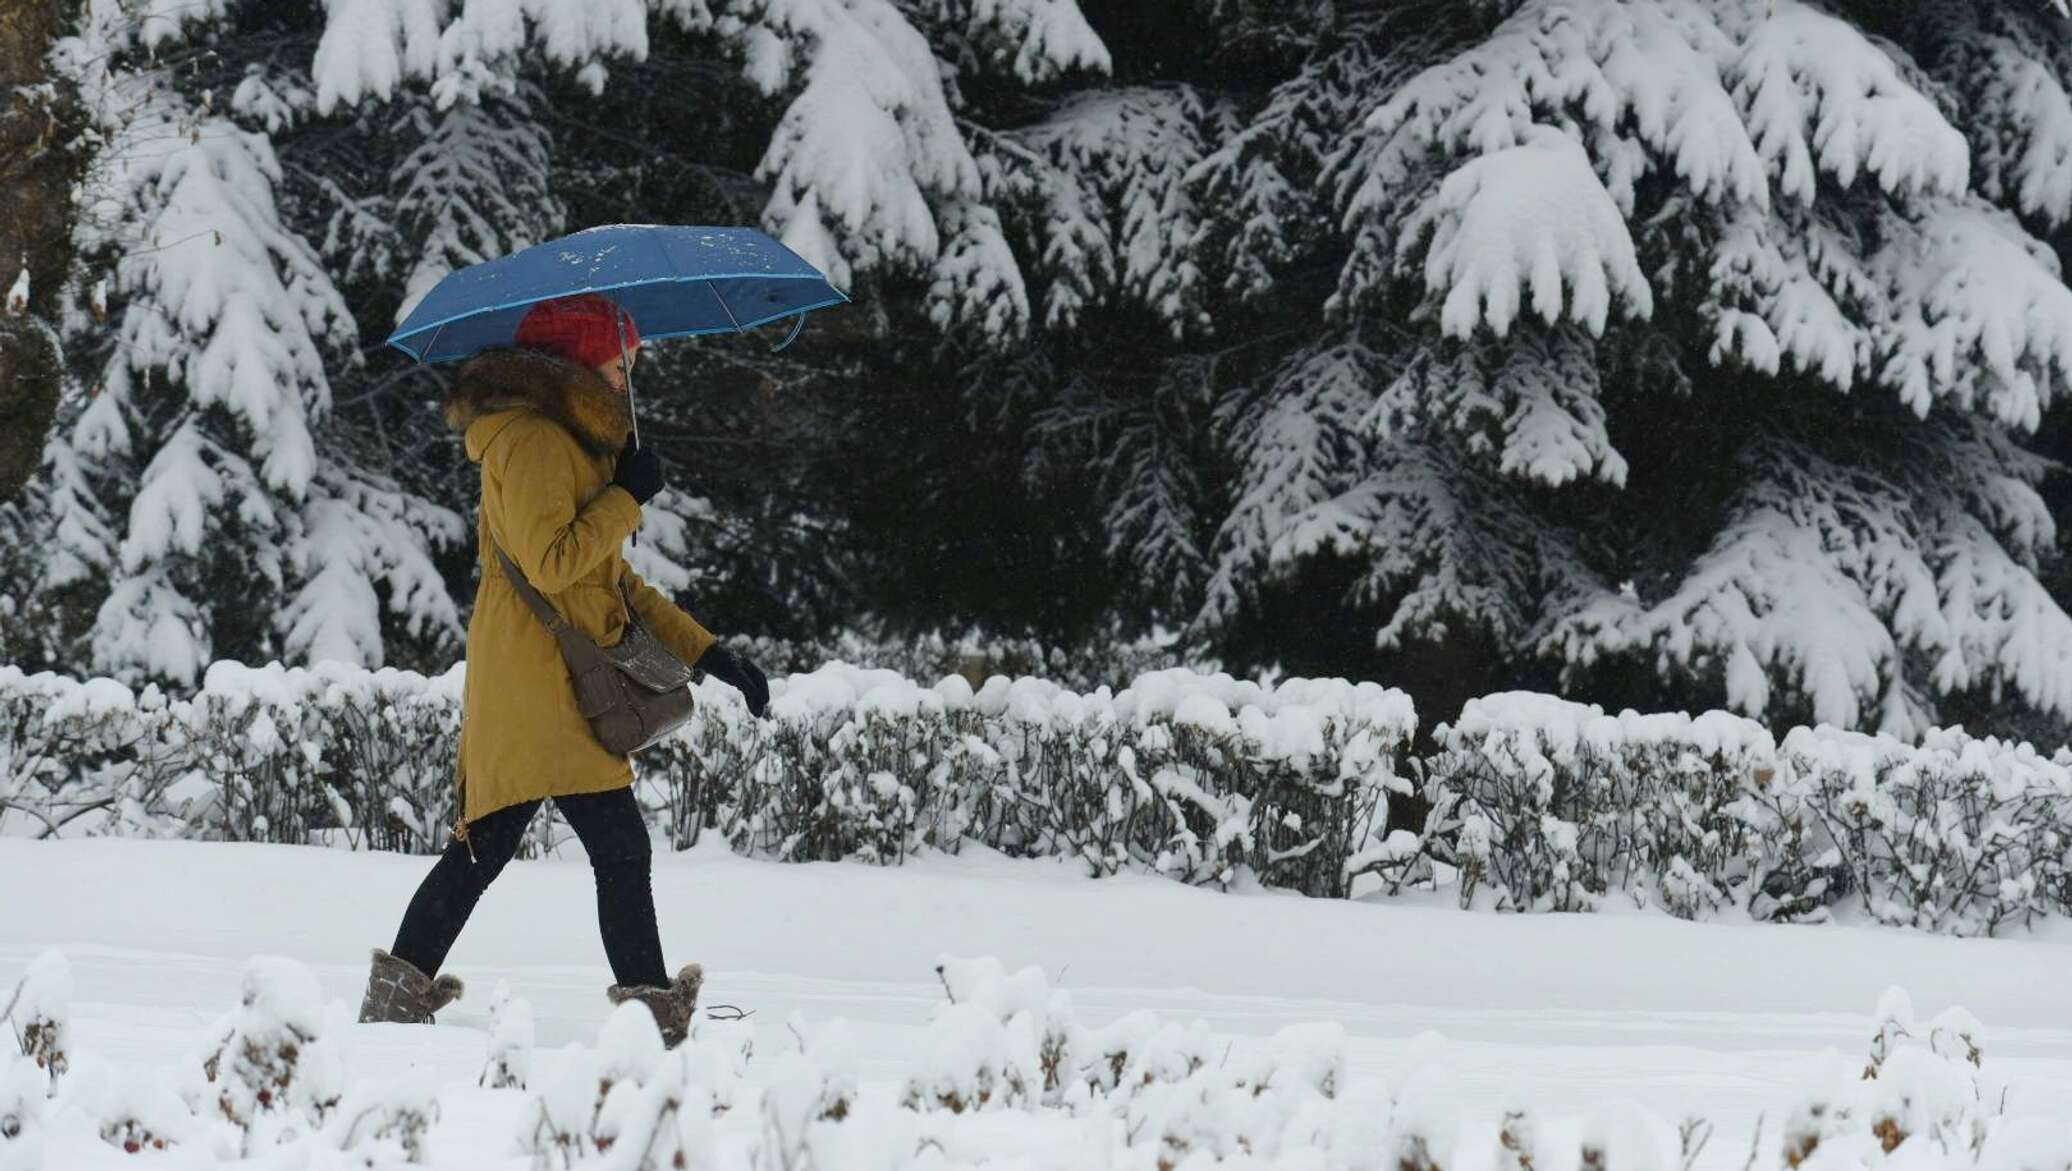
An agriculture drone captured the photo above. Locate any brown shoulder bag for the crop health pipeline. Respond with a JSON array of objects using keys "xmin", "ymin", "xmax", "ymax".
[{"xmin": 494, "ymin": 546, "xmax": 698, "ymax": 755}]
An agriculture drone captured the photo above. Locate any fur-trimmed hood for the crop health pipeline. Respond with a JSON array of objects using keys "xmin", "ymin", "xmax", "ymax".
[{"xmin": 445, "ymin": 347, "xmax": 632, "ymax": 459}]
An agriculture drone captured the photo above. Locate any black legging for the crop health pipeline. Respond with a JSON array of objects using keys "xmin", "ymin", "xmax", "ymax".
[{"xmin": 389, "ymin": 787, "xmax": 669, "ymax": 989}]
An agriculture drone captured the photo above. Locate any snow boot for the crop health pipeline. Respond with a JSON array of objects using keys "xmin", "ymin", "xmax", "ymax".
[
  {"xmin": 606, "ymin": 963, "xmax": 703, "ymax": 1047},
  {"xmin": 357, "ymin": 948, "xmax": 465, "ymax": 1025}
]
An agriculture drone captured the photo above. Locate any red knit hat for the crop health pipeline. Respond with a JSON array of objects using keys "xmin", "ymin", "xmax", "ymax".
[{"xmin": 514, "ymin": 293, "xmax": 641, "ymax": 369}]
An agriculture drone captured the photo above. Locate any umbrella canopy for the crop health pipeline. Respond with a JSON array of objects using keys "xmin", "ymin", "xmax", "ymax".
[{"xmin": 385, "ymin": 224, "xmax": 850, "ymax": 364}]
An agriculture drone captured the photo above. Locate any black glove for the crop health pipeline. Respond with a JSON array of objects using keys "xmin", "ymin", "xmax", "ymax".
[
  {"xmin": 612, "ymin": 441, "xmax": 665, "ymax": 505},
  {"xmin": 699, "ymin": 644, "xmax": 769, "ymax": 718}
]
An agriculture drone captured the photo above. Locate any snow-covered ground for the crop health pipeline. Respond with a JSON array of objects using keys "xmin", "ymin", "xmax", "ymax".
[{"xmin": 7, "ymin": 835, "xmax": 2072, "ymax": 1168}]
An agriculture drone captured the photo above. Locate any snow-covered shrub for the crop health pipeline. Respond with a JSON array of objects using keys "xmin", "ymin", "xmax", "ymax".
[
  {"xmin": 1776, "ymin": 988, "xmax": 2000, "ymax": 1171},
  {"xmin": 91, "ymin": 1071, "xmax": 194, "ymax": 1155},
  {"xmin": 480, "ymin": 980, "xmax": 534, "ymax": 1091},
  {"xmin": 518, "ymin": 1003, "xmax": 770, "ymax": 1170},
  {"xmin": 317, "ymin": 1077, "xmax": 439, "ymax": 1166},
  {"xmin": 18, "ymin": 651, "xmax": 2072, "ymax": 937},
  {"xmin": 521, "ymin": 1002, "xmax": 682, "ymax": 1169},
  {"xmin": 1128, "ymin": 1021, "xmax": 1359, "ymax": 1167},
  {"xmin": 587, "ymin": 1052, "xmax": 725, "ymax": 1171},
  {"xmin": 0, "ymin": 1053, "xmax": 47, "ymax": 1171},
  {"xmin": 678, "ymin": 1017, "xmax": 755, "ymax": 1117},
  {"xmin": 1393, "ymin": 1065, "xmax": 1463, "ymax": 1171},
  {"xmin": 192, "ymin": 957, "xmax": 347, "ymax": 1154},
  {"xmin": 1423, "ymin": 694, "xmax": 2072, "ymax": 934},
  {"xmin": 1426, "ymin": 694, "xmax": 1777, "ymax": 914},
  {"xmin": 1579, "ymin": 1100, "xmax": 1681, "ymax": 1171},
  {"xmin": 2, "ymin": 951, "xmax": 70, "ymax": 1089},
  {"xmin": 0, "ymin": 662, "xmax": 460, "ymax": 851},
  {"xmin": 519, "ymin": 1044, "xmax": 606, "ymax": 1170},
  {"xmin": 957, "ymin": 670, "xmax": 1416, "ymax": 896},
  {"xmin": 1498, "ymin": 1109, "xmax": 1540, "ymax": 1171},
  {"xmin": 0, "ymin": 669, "xmax": 187, "ymax": 840},
  {"xmin": 915, "ymin": 956, "xmax": 1226, "ymax": 1116},
  {"xmin": 717, "ymin": 668, "xmax": 976, "ymax": 865},
  {"xmin": 905, "ymin": 1001, "xmax": 1036, "ymax": 1112},
  {"xmin": 655, "ymin": 666, "xmax": 1416, "ymax": 897},
  {"xmin": 1773, "ymin": 727, "xmax": 2072, "ymax": 935},
  {"xmin": 176, "ymin": 662, "xmax": 463, "ymax": 852}
]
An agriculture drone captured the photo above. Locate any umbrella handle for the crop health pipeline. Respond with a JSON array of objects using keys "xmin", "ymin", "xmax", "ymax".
[
  {"xmin": 616, "ymin": 309, "xmax": 641, "ymax": 448},
  {"xmin": 772, "ymin": 312, "xmax": 807, "ymax": 353},
  {"xmin": 616, "ymin": 308, "xmax": 641, "ymax": 547}
]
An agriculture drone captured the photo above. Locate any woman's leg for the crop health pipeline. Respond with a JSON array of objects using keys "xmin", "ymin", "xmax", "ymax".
[
  {"xmin": 553, "ymin": 787, "xmax": 669, "ymax": 989},
  {"xmin": 389, "ymin": 799, "xmax": 540, "ymax": 977}
]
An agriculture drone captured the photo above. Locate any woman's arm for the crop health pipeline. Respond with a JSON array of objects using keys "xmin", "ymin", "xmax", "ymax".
[
  {"xmin": 487, "ymin": 418, "xmax": 643, "ymax": 593},
  {"xmin": 623, "ymin": 568, "xmax": 718, "ymax": 668}
]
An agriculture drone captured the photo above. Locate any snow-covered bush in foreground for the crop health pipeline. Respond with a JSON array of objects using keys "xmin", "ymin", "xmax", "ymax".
[
  {"xmin": 1, "ymin": 951, "xmax": 70, "ymax": 1089},
  {"xmin": 0, "ymin": 950, "xmax": 2033, "ymax": 1171},
  {"xmin": 191, "ymin": 957, "xmax": 348, "ymax": 1154},
  {"xmin": 479, "ymin": 981, "xmax": 534, "ymax": 1092}
]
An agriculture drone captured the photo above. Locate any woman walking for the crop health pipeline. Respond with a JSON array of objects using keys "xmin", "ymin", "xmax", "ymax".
[{"xmin": 357, "ymin": 293, "xmax": 768, "ymax": 1046}]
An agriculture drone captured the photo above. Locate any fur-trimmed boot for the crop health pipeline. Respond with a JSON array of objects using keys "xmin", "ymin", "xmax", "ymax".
[
  {"xmin": 357, "ymin": 948, "xmax": 465, "ymax": 1025},
  {"xmin": 606, "ymin": 963, "xmax": 703, "ymax": 1048}
]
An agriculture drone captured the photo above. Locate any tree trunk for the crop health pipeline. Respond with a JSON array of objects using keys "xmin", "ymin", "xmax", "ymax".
[{"xmin": 0, "ymin": 0, "xmax": 82, "ymax": 501}]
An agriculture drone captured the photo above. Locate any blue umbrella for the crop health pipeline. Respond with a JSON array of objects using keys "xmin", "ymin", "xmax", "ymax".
[
  {"xmin": 386, "ymin": 224, "xmax": 850, "ymax": 443},
  {"xmin": 387, "ymin": 224, "xmax": 850, "ymax": 364}
]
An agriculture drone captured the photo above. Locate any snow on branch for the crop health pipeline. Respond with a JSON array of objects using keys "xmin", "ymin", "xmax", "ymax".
[
  {"xmin": 1402, "ymin": 128, "xmax": 1651, "ymax": 340},
  {"xmin": 911, "ymin": 0, "xmax": 1111, "ymax": 84},
  {"xmin": 1202, "ymin": 342, "xmax": 1382, "ymax": 631},
  {"xmin": 280, "ymin": 466, "xmax": 466, "ymax": 670},
  {"xmin": 1265, "ymin": 435, "xmax": 1606, "ymax": 652},
  {"xmin": 1354, "ymin": 0, "xmax": 1767, "ymax": 220},
  {"xmin": 1930, "ymin": 7, "xmax": 2072, "ymax": 228},
  {"xmin": 926, "ymin": 200, "xmax": 1031, "ymax": 341},
  {"xmin": 750, "ymin": 0, "xmax": 979, "ymax": 288},
  {"xmin": 1375, "ymin": 333, "xmax": 1629, "ymax": 490},
  {"xmin": 1870, "ymin": 203, "xmax": 2072, "ymax": 430},
  {"xmin": 89, "ymin": 96, "xmax": 353, "ymax": 497},
  {"xmin": 1729, "ymin": 1, "xmax": 1970, "ymax": 204},
  {"xmin": 311, "ymin": 0, "xmax": 443, "ymax": 115},
  {"xmin": 1549, "ymin": 457, "xmax": 1907, "ymax": 731},
  {"xmin": 388, "ymin": 87, "xmax": 564, "ymax": 325},
  {"xmin": 998, "ymin": 86, "xmax": 1218, "ymax": 337},
  {"xmin": 1704, "ymin": 207, "xmax": 1868, "ymax": 388},
  {"xmin": 1546, "ymin": 415, "xmax": 2072, "ymax": 736}
]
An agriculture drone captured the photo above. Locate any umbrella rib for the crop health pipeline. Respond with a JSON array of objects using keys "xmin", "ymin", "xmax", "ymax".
[{"xmin": 708, "ymin": 282, "xmax": 746, "ymax": 334}]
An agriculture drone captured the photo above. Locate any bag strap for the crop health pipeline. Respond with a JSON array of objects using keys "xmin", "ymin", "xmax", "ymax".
[{"xmin": 494, "ymin": 545, "xmax": 610, "ymax": 670}]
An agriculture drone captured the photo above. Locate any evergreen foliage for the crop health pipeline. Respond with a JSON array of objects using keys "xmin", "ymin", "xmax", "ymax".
[{"xmin": 9, "ymin": 0, "xmax": 2072, "ymax": 744}]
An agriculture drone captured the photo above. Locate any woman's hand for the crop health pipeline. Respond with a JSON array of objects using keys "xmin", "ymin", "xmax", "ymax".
[
  {"xmin": 699, "ymin": 644, "xmax": 769, "ymax": 718},
  {"xmin": 612, "ymin": 441, "xmax": 665, "ymax": 504}
]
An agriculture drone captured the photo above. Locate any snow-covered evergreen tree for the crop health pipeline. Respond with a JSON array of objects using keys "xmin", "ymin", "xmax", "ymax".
[
  {"xmin": 1175, "ymin": 0, "xmax": 2072, "ymax": 735},
  {"xmin": 33, "ymin": 2, "xmax": 465, "ymax": 683},
  {"xmin": 17, "ymin": 0, "xmax": 2072, "ymax": 744}
]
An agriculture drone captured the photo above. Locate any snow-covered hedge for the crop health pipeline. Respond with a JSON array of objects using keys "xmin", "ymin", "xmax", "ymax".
[
  {"xmin": 10, "ymin": 661, "xmax": 2072, "ymax": 933},
  {"xmin": 0, "ymin": 948, "xmax": 2031, "ymax": 1171},
  {"xmin": 0, "ymin": 662, "xmax": 1415, "ymax": 898},
  {"xmin": 1420, "ymin": 694, "xmax": 2072, "ymax": 935},
  {"xmin": 0, "ymin": 662, "xmax": 465, "ymax": 852}
]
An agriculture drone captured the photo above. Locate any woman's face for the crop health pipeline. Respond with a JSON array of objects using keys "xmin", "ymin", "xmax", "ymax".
[{"xmin": 594, "ymin": 346, "xmax": 639, "ymax": 394}]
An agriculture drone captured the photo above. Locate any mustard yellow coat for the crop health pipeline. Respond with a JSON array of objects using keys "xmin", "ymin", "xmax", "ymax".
[{"xmin": 445, "ymin": 348, "xmax": 716, "ymax": 825}]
